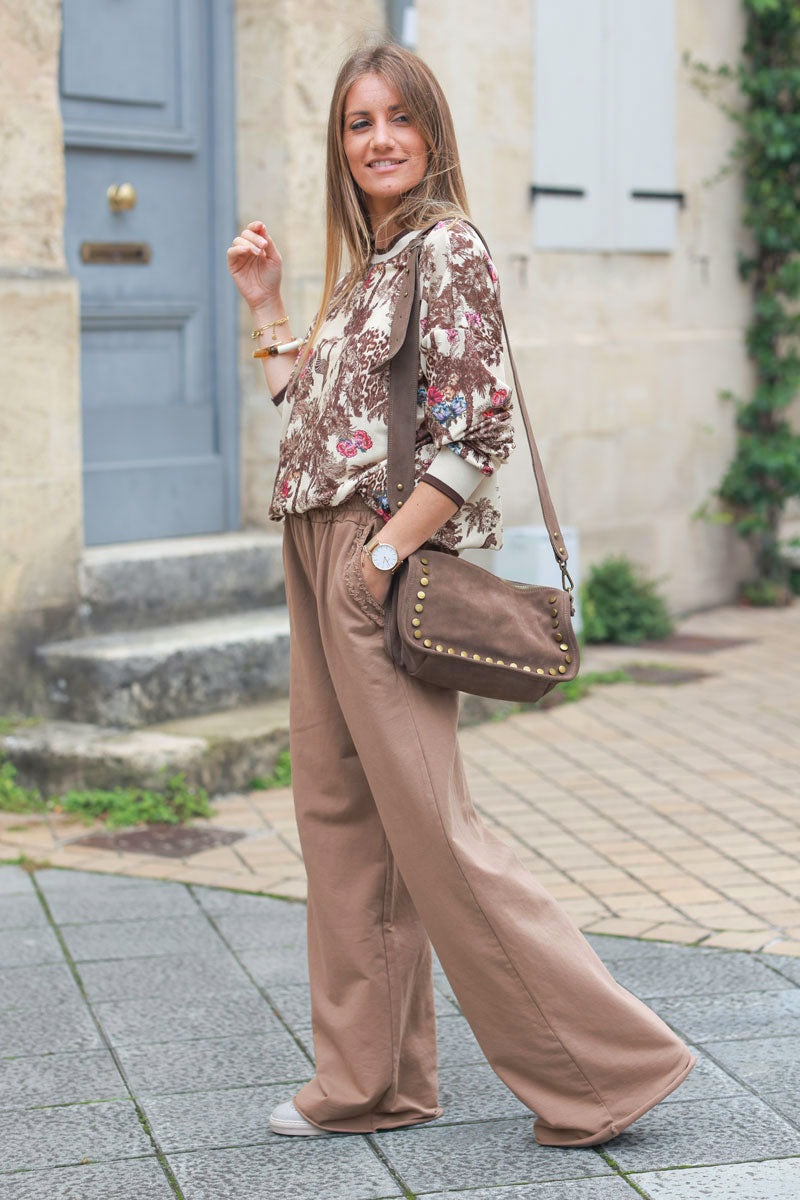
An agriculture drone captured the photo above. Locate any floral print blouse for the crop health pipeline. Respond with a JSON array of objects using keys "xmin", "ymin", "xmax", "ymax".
[{"xmin": 267, "ymin": 218, "xmax": 515, "ymax": 551}]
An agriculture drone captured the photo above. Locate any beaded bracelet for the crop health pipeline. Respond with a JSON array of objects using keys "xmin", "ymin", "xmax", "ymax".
[{"xmin": 252, "ymin": 337, "xmax": 303, "ymax": 359}]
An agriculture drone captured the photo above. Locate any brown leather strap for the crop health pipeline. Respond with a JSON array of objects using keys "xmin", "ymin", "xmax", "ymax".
[{"xmin": 384, "ymin": 219, "xmax": 570, "ymax": 568}]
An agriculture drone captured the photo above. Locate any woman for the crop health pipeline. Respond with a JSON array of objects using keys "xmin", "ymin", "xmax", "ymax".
[{"xmin": 226, "ymin": 41, "xmax": 696, "ymax": 1148}]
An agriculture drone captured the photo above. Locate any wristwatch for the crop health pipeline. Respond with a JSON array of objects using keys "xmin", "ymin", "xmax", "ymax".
[{"xmin": 363, "ymin": 535, "xmax": 403, "ymax": 573}]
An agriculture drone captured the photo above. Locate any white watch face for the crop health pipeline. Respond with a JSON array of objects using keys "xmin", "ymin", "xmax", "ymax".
[{"xmin": 370, "ymin": 542, "xmax": 399, "ymax": 571}]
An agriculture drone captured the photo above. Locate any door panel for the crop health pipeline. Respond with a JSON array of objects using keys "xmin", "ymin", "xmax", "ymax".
[{"xmin": 61, "ymin": 0, "xmax": 236, "ymax": 544}]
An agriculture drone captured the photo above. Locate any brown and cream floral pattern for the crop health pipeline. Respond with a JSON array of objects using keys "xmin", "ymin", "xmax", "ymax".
[{"xmin": 268, "ymin": 219, "xmax": 515, "ymax": 551}]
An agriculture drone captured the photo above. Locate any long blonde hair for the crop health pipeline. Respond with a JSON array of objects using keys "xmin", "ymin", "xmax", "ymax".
[{"xmin": 293, "ymin": 41, "xmax": 470, "ymax": 376}]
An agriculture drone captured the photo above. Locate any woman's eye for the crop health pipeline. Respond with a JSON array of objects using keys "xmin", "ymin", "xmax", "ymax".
[
  {"xmin": 394, "ymin": 114, "xmax": 409, "ymax": 123},
  {"xmin": 350, "ymin": 120, "xmax": 369, "ymax": 131}
]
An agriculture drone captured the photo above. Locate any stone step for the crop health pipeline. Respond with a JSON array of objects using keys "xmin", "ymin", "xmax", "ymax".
[
  {"xmin": 36, "ymin": 609, "xmax": 291, "ymax": 729},
  {"xmin": 0, "ymin": 699, "xmax": 292, "ymax": 795},
  {"xmin": 0, "ymin": 694, "xmax": 514, "ymax": 797},
  {"xmin": 79, "ymin": 530, "xmax": 286, "ymax": 633}
]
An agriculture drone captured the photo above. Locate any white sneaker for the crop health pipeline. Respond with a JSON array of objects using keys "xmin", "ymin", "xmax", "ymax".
[{"xmin": 269, "ymin": 1099, "xmax": 331, "ymax": 1136}]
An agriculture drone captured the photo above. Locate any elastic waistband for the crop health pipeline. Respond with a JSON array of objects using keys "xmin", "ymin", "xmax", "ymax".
[{"xmin": 290, "ymin": 493, "xmax": 378, "ymax": 525}]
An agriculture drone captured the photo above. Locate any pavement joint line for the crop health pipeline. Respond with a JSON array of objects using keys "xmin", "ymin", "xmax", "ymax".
[
  {"xmin": 686, "ymin": 1039, "xmax": 800, "ymax": 1137},
  {"xmin": 483, "ymin": 709, "xmax": 800, "ymax": 940},
  {"xmin": 25, "ymin": 869, "xmax": 187, "ymax": 1199},
  {"xmin": 184, "ymin": 881, "xmax": 317, "ymax": 1070}
]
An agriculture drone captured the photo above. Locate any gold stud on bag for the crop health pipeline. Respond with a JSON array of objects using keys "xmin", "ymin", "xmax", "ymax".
[{"xmin": 380, "ymin": 218, "xmax": 580, "ymax": 703}]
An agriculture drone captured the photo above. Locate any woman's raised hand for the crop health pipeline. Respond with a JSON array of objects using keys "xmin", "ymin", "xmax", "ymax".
[{"xmin": 226, "ymin": 221, "xmax": 283, "ymax": 310}]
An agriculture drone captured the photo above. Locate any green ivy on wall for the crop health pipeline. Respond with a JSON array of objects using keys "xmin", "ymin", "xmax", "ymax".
[{"xmin": 688, "ymin": 0, "xmax": 800, "ymax": 598}]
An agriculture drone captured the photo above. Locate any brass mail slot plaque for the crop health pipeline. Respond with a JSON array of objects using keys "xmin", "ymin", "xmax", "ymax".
[{"xmin": 80, "ymin": 241, "xmax": 151, "ymax": 264}]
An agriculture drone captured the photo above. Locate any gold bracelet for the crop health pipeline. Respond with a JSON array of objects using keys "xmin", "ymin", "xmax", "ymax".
[{"xmin": 251, "ymin": 315, "xmax": 289, "ymax": 342}]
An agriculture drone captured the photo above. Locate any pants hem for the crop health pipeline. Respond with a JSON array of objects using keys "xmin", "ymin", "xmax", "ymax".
[
  {"xmin": 292, "ymin": 1097, "xmax": 444, "ymax": 1135},
  {"xmin": 533, "ymin": 1051, "xmax": 698, "ymax": 1147}
]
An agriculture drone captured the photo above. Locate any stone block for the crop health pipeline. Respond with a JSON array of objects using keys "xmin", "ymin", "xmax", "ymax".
[
  {"xmin": 0, "ymin": 962, "xmax": 80, "ymax": 1009},
  {"xmin": 36, "ymin": 609, "xmax": 291, "ymax": 727},
  {"xmin": 139, "ymin": 1082, "xmax": 313, "ymax": 1152},
  {"xmin": 167, "ymin": 1138, "xmax": 403, "ymax": 1200},
  {"xmin": 0, "ymin": 926, "xmax": 63, "ymax": 968},
  {"xmin": 603, "ymin": 1095, "xmax": 800, "ymax": 1172},
  {"xmin": 44, "ymin": 880, "xmax": 198, "ymax": 925},
  {"xmin": 606, "ymin": 945, "xmax": 794, "ymax": 999},
  {"xmin": 0, "ymin": 999, "xmax": 102, "ymax": 1058},
  {"xmin": 0, "ymin": 1157, "xmax": 174, "ymax": 1199},
  {"xmin": 0, "ymin": 1099, "xmax": 151, "ymax": 1173},
  {"xmin": 0, "ymin": 894, "xmax": 48, "ymax": 930},
  {"xmin": 115, "ymin": 1030, "xmax": 312, "ymax": 1095},
  {"xmin": 421, "ymin": 1181, "xmax": 637, "ymax": 1200},
  {"xmin": 92, "ymin": 991, "xmax": 283, "ymax": 1047},
  {"xmin": 0, "ymin": 866, "xmax": 33, "ymax": 894},
  {"xmin": 79, "ymin": 531, "xmax": 287, "ymax": 633},
  {"xmin": 0, "ymin": 1049, "xmax": 123, "ymax": 1110},
  {"xmin": 699, "ymin": 1035, "xmax": 800, "ymax": 1094},
  {"xmin": 236, "ymin": 946, "xmax": 310, "ymax": 988},
  {"xmin": 79, "ymin": 949, "xmax": 253, "ymax": 1003},
  {"xmin": 59, "ymin": 914, "xmax": 223, "ymax": 962},
  {"xmin": 434, "ymin": 1015, "xmax": 487, "ymax": 1069},
  {"xmin": 374, "ymin": 1117, "xmax": 609, "ymax": 1192},
  {"xmin": 628, "ymin": 1158, "xmax": 800, "ymax": 1200},
  {"xmin": 648, "ymin": 989, "xmax": 800, "ymax": 1043}
]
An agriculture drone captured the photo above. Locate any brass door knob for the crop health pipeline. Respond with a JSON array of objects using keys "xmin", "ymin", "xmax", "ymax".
[{"xmin": 107, "ymin": 183, "xmax": 137, "ymax": 213}]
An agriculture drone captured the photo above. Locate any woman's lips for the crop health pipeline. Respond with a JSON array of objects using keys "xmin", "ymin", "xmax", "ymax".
[{"xmin": 367, "ymin": 160, "xmax": 407, "ymax": 172}]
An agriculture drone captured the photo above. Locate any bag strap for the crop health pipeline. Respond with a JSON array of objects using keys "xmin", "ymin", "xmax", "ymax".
[{"xmin": 385, "ymin": 218, "xmax": 572, "ymax": 578}]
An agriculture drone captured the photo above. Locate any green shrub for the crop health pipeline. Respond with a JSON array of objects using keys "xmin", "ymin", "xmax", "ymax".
[
  {"xmin": 581, "ymin": 557, "xmax": 674, "ymax": 645},
  {"xmin": 0, "ymin": 760, "xmax": 46, "ymax": 814}
]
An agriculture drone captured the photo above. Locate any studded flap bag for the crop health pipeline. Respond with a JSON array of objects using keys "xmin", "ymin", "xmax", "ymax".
[{"xmin": 379, "ymin": 219, "xmax": 580, "ymax": 702}]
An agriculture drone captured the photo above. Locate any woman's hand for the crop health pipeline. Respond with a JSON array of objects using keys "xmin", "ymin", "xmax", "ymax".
[
  {"xmin": 226, "ymin": 221, "xmax": 283, "ymax": 310},
  {"xmin": 361, "ymin": 550, "xmax": 393, "ymax": 607}
]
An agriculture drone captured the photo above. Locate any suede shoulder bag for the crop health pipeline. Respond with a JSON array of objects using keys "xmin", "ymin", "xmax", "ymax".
[{"xmin": 377, "ymin": 219, "xmax": 580, "ymax": 703}]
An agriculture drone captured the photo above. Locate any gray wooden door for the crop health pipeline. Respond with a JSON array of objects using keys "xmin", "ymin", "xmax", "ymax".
[{"xmin": 60, "ymin": 0, "xmax": 238, "ymax": 545}]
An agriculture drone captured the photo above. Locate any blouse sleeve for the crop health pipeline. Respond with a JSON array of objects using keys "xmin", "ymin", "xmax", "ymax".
[{"xmin": 416, "ymin": 219, "xmax": 515, "ymax": 506}]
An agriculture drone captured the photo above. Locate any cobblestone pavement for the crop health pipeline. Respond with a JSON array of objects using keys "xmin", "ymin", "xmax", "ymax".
[
  {"xmin": 3, "ymin": 603, "xmax": 799, "ymax": 958},
  {"xmin": 3, "ymin": 862, "xmax": 800, "ymax": 1198}
]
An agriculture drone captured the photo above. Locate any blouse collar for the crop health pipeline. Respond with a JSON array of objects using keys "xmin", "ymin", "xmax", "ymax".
[{"xmin": 369, "ymin": 227, "xmax": 420, "ymax": 264}]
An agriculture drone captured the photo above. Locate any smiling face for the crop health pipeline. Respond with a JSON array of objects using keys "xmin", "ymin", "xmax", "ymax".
[{"xmin": 342, "ymin": 72, "xmax": 429, "ymax": 234}]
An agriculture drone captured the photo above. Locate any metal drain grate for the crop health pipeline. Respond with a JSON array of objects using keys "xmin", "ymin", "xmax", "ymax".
[{"xmin": 73, "ymin": 825, "xmax": 245, "ymax": 859}]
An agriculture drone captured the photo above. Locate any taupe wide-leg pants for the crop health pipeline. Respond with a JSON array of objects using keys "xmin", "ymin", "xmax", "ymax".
[{"xmin": 282, "ymin": 495, "xmax": 696, "ymax": 1146}]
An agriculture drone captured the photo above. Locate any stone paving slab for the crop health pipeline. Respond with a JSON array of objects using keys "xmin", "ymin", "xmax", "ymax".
[
  {"xmin": 166, "ymin": 1138, "xmax": 404, "ymax": 1200},
  {"xmin": 113, "ymin": 1030, "xmax": 313, "ymax": 1095},
  {"xmin": 422, "ymin": 1182, "xmax": 638, "ymax": 1200},
  {"xmin": 1, "ymin": 1158, "xmax": 176, "ymax": 1199},
  {"xmin": 0, "ymin": 1048, "xmax": 125, "ymax": 1110},
  {"xmin": 648, "ymin": 988, "xmax": 800, "ymax": 1042},
  {"xmin": 0, "ymin": 999, "xmax": 103, "ymax": 1058},
  {"xmin": 371, "ymin": 1118, "xmax": 611, "ymax": 1192},
  {"xmin": 629, "ymin": 1157, "xmax": 800, "ymax": 1198},
  {"xmin": 59, "ymin": 914, "xmax": 225, "ymax": 962},
  {"xmin": 90, "ymin": 990, "xmax": 285, "ymax": 1046},
  {"xmin": 0, "ymin": 1098, "xmax": 152, "ymax": 1173},
  {"xmin": 77, "ymin": 949, "xmax": 255, "ymax": 1002},
  {"xmin": 4, "ymin": 815, "xmax": 800, "ymax": 1196},
  {"xmin": 0, "ymin": 962, "xmax": 83, "ymax": 1008},
  {"xmin": 600, "ymin": 1095, "xmax": 800, "ymax": 1171}
]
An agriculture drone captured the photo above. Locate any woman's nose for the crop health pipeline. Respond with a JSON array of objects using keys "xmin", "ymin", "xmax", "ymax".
[{"xmin": 370, "ymin": 121, "xmax": 395, "ymax": 150}]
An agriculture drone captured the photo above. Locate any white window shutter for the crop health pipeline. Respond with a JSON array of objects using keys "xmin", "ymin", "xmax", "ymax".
[
  {"xmin": 533, "ymin": 0, "xmax": 677, "ymax": 253},
  {"xmin": 533, "ymin": 0, "xmax": 608, "ymax": 250},
  {"xmin": 609, "ymin": 0, "xmax": 677, "ymax": 251}
]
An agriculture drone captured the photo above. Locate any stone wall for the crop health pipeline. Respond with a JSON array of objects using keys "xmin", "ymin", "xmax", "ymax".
[
  {"xmin": 0, "ymin": 1, "xmax": 82, "ymax": 709},
  {"xmin": 417, "ymin": 0, "xmax": 754, "ymax": 611}
]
